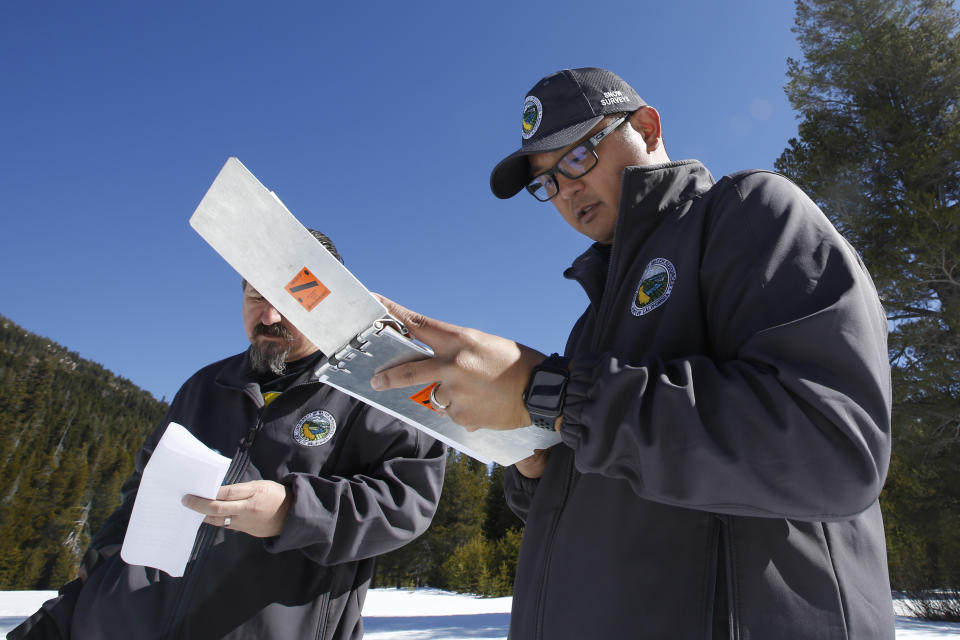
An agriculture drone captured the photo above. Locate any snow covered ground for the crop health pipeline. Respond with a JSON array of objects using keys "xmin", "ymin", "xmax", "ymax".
[{"xmin": 2, "ymin": 588, "xmax": 958, "ymax": 638}]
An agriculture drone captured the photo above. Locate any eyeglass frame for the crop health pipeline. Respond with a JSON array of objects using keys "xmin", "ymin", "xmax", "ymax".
[{"xmin": 525, "ymin": 113, "xmax": 631, "ymax": 202}]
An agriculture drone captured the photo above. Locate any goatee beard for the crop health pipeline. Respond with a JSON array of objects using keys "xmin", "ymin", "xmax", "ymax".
[
  {"xmin": 249, "ymin": 341, "xmax": 289, "ymax": 374},
  {"xmin": 249, "ymin": 324, "xmax": 293, "ymax": 374}
]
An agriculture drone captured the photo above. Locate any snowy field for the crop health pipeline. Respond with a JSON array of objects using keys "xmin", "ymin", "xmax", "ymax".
[{"xmin": 2, "ymin": 588, "xmax": 959, "ymax": 639}]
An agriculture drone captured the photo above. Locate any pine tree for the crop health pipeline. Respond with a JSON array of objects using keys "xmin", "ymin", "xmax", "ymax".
[
  {"xmin": 0, "ymin": 314, "xmax": 167, "ymax": 588},
  {"xmin": 424, "ymin": 452, "xmax": 487, "ymax": 586},
  {"xmin": 489, "ymin": 528, "xmax": 523, "ymax": 596},
  {"xmin": 440, "ymin": 534, "xmax": 493, "ymax": 595},
  {"xmin": 483, "ymin": 464, "xmax": 522, "ymax": 541},
  {"xmin": 0, "ymin": 354, "xmax": 26, "ymax": 476},
  {"xmin": 776, "ymin": 0, "xmax": 960, "ymax": 616}
]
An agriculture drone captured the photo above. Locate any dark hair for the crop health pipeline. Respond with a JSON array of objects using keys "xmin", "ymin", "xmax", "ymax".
[
  {"xmin": 242, "ymin": 228, "xmax": 342, "ymax": 290},
  {"xmin": 307, "ymin": 228, "xmax": 343, "ymax": 264}
]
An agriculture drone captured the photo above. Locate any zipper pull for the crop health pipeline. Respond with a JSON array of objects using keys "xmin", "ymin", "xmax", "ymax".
[
  {"xmin": 239, "ymin": 426, "xmax": 257, "ymax": 448},
  {"xmin": 239, "ymin": 415, "xmax": 264, "ymax": 449}
]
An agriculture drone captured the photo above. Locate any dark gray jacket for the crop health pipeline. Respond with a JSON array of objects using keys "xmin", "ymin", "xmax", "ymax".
[
  {"xmin": 13, "ymin": 350, "xmax": 445, "ymax": 640},
  {"xmin": 505, "ymin": 161, "xmax": 894, "ymax": 639}
]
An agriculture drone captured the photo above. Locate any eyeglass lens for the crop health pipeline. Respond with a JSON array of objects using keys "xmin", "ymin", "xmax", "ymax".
[
  {"xmin": 527, "ymin": 143, "xmax": 597, "ymax": 201},
  {"xmin": 528, "ymin": 175, "xmax": 556, "ymax": 201},
  {"xmin": 559, "ymin": 146, "xmax": 594, "ymax": 176}
]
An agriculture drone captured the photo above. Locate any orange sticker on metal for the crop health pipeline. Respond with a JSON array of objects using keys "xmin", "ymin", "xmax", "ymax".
[
  {"xmin": 285, "ymin": 267, "xmax": 331, "ymax": 311},
  {"xmin": 410, "ymin": 383, "xmax": 440, "ymax": 412}
]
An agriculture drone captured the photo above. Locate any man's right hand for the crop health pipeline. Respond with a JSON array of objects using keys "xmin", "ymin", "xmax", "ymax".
[
  {"xmin": 515, "ymin": 449, "xmax": 550, "ymax": 479},
  {"xmin": 182, "ymin": 480, "xmax": 292, "ymax": 538}
]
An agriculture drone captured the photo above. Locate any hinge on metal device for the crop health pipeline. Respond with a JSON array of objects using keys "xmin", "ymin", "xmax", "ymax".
[
  {"xmin": 374, "ymin": 316, "xmax": 409, "ymax": 337},
  {"xmin": 326, "ymin": 330, "xmax": 374, "ymax": 374},
  {"xmin": 322, "ymin": 316, "xmax": 409, "ymax": 374}
]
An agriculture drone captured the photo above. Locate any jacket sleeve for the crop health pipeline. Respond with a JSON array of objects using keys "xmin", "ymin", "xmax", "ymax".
[
  {"xmin": 264, "ymin": 405, "xmax": 446, "ymax": 565},
  {"xmin": 6, "ymin": 579, "xmax": 84, "ymax": 640},
  {"xmin": 503, "ymin": 465, "xmax": 540, "ymax": 522},
  {"xmin": 559, "ymin": 172, "xmax": 892, "ymax": 522}
]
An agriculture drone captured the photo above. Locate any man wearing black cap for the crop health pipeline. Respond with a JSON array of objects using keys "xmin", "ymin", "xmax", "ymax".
[{"xmin": 372, "ymin": 68, "xmax": 894, "ymax": 639}]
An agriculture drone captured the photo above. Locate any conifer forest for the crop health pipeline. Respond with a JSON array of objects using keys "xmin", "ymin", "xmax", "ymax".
[{"xmin": 0, "ymin": 314, "xmax": 523, "ymax": 596}]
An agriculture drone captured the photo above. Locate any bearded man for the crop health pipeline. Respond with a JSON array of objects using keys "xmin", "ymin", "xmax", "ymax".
[{"xmin": 13, "ymin": 230, "xmax": 446, "ymax": 640}]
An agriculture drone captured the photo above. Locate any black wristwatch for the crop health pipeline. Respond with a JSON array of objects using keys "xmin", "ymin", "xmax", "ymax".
[{"xmin": 523, "ymin": 353, "xmax": 570, "ymax": 430}]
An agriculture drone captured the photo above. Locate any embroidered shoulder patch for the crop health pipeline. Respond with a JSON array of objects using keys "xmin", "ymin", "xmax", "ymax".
[
  {"xmin": 631, "ymin": 258, "xmax": 676, "ymax": 316},
  {"xmin": 293, "ymin": 410, "xmax": 336, "ymax": 447}
]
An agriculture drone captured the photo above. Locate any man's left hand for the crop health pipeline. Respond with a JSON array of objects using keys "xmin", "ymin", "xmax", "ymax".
[{"xmin": 182, "ymin": 480, "xmax": 292, "ymax": 538}]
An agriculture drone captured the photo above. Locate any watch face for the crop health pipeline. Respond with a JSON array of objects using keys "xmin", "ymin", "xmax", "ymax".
[{"xmin": 526, "ymin": 370, "xmax": 567, "ymax": 414}]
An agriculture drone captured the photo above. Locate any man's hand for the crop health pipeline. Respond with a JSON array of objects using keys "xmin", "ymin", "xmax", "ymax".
[
  {"xmin": 182, "ymin": 480, "xmax": 292, "ymax": 538},
  {"xmin": 515, "ymin": 449, "xmax": 550, "ymax": 479},
  {"xmin": 370, "ymin": 295, "xmax": 546, "ymax": 431}
]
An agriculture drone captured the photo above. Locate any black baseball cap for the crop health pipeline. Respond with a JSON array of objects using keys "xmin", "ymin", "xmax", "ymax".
[{"xmin": 490, "ymin": 67, "xmax": 647, "ymax": 199}]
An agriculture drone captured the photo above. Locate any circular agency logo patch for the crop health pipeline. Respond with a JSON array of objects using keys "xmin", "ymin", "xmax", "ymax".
[
  {"xmin": 631, "ymin": 258, "xmax": 676, "ymax": 316},
  {"xmin": 293, "ymin": 410, "xmax": 336, "ymax": 447},
  {"xmin": 521, "ymin": 96, "xmax": 543, "ymax": 139}
]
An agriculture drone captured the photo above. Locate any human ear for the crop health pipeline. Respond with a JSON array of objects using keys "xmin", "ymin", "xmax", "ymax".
[{"xmin": 629, "ymin": 107, "xmax": 662, "ymax": 151}]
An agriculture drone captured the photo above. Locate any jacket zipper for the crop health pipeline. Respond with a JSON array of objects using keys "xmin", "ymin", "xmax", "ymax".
[
  {"xmin": 534, "ymin": 451, "xmax": 576, "ymax": 640},
  {"xmin": 536, "ymin": 206, "xmax": 620, "ymax": 639},
  {"xmin": 161, "ymin": 410, "xmax": 265, "ymax": 637},
  {"xmin": 715, "ymin": 514, "xmax": 738, "ymax": 640},
  {"xmin": 313, "ymin": 591, "xmax": 331, "ymax": 640},
  {"xmin": 588, "ymin": 202, "xmax": 628, "ymax": 353},
  {"xmin": 159, "ymin": 376, "xmax": 326, "ymax": 636}
]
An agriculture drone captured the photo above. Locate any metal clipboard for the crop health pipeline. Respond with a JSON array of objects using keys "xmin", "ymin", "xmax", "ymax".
[{"xmin": 189, "ymin": 158, "xmax": 561, "ymax": 465}]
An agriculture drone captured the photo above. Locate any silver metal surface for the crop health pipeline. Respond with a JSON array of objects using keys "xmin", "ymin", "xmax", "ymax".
[
  {"xmin": 190, "ymin": 157, "xmax": 386, "ymax": 357},
  {"xmin": 190, "ymin": 157, "xmax": 561, "ymax": 465},
  {"xmin": 318, "ymin": 325, "xmax": 561, "ymax": 465}
]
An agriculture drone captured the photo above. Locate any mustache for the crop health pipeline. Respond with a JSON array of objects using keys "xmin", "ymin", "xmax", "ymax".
[{"xmin": 252, "ymin": 323, "xmax": 294, "ymax": 340}]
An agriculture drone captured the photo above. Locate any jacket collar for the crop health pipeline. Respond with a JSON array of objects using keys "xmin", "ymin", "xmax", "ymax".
[
  {"xmin": 564, "ymin": 160, "xmax": 715, "ymax": 303},
  {"xmin": 214, "ymin": 349, "xmax": 323, "ymax": 396},
  {"xmin": 618, "ymin": 159, "xmax": 714, "ymax": 220}
]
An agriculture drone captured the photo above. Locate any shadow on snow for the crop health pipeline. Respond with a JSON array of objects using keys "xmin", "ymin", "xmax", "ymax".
[
  {"xmin": 364, "ymin": 613, "xmax": 510, "ymax": 637},
  {"xmin": 894, "ymin": 615, "xmax": 960, "ymax": 636}
]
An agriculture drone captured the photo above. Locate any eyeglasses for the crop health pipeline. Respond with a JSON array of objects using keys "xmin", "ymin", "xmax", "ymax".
[{"xmin": 525, "ymin": 115, "xmax": 629, "ymax": 202}]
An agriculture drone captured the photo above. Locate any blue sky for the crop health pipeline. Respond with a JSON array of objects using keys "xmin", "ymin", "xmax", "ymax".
[{"xmin": 0, "ymin": 1, "xmax": 802, "ymax": 402}]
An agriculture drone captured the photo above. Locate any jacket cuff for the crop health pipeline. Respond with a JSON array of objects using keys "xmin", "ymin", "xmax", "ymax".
[
  {"xmin": 559, "ymin": 352, "xmax": 606, "ymax": 451},
  {"xmin": 506, "ymin": 464, "xmax": 540, "ymax": 496},
  {"xmin": 504, "ymin": 464, "xmax": 539, "ymax": 522},
  {"xmin": 262, "ymin": 474, "xmax": 333, "ymax": 555}
]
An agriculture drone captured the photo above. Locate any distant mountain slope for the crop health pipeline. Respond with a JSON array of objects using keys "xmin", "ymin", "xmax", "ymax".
[{"xmin": 0, "ymin": 313, "xmax": 168, "ymax": 589}]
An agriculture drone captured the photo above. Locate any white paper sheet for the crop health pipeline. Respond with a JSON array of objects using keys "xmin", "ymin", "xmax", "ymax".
[{"xmin": 120, "ymin": 422, "xmax": 231, "ymax": 577}]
